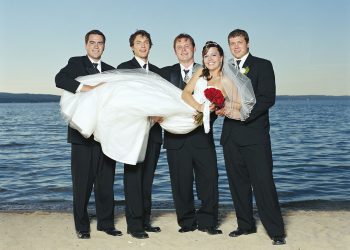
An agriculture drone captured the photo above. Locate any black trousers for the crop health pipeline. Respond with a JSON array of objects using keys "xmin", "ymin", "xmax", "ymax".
[
  {"xmin": 167, "ymin": 141, "xmax": 218, "ymax": 229},
  {"xmin": 141, "ymin": 140, "xmax": 161, "ymax": 225},
  {"xmin": 223, "ymin": 140, "xmax": 285, "ymax": 237},
  {"xmin": 71, "ymin": 143, "xmax": 116, "ymax": 232},
  {"xmin": 124, "ymin": 140, "xmax": 161, "ymax": 231}
]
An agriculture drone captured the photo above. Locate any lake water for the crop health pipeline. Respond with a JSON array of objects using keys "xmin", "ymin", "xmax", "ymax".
[{"xmin": 0, "ymin": 97, "xmax": 349, "ymax": 211}]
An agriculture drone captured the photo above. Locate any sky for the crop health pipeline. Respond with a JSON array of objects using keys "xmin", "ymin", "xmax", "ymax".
[{"xmin": 0, "ymin": 0, "xmax": 349, "ymax": 95}]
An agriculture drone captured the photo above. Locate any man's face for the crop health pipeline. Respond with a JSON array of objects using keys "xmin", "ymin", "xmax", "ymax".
[
  {"xmin": 131, "ymin": 35, "xmax": 150, "ymax": 60},
  {"xmin": 85, "ymin": 34, "xmax": 105, "ymax": 60},
  {"xmin": 174, "ymin": 38, "xmax": 195, "ymax": 64},
  {"xmin": 228, "ymin": 35, "xmax": 249, "ymax": 59}
]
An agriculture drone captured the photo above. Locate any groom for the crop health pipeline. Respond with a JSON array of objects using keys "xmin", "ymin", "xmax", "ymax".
[
  {"xmin": 117, "ymin": 29, "xmax": 162, "ymax": 239},
  {"xmin": 55, "ymin": 30, "xmax": 120, "ymax": 239},
  {"xmin": 219, "ymin": 29, "xmax": 286, "ymax": 245},
  {"xmin": 162, "ymin": 34, "xmax": 221, "ymax": 235}
]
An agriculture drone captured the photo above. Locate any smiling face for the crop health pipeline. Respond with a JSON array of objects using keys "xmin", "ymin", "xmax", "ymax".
[
  {"xmin": 131, "ymin": 34, "xmax": 150, "ymax": 60},
  {"xmin": 228, "ymin": 35, "xmax": 249, "ymax": 59},
  {"xmin": 174, "ymin": 38, "xmax": 195, "ymax": 65},
  {"xmin": 85, "ymin": 34, "xmax": 105, "ymax": 61},
  {"xmin": 203, "ymin": 47, "xmax": 223, "ymax": 71}
]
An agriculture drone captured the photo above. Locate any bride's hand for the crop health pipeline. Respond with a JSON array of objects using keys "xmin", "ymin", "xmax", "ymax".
[{"xmin": 209, "ymin": 103, "xmax": 216, "ymax": 112}]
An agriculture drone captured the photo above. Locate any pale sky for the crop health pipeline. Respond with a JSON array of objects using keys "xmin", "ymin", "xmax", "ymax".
[{"xmin": 0, "ymin": 0, "xmax": 349, "ymax": 95}]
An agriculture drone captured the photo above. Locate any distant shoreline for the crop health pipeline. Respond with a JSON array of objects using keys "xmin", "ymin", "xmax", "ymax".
[{"xmin": 0, "ymin": 92, "xmax": 349, "ymax": 103}]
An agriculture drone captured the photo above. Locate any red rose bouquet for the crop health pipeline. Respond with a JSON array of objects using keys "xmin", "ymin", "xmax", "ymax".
[
  {"xmin": 204, "ymin": 87, "xmax": 225, "ymax": 109},
  {"xmin": 194, "ymin": 87, "xmax": 225, "ymax": 125}
]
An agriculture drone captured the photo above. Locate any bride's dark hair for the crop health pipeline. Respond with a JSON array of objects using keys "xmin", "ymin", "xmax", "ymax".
[{"xmin": 200, "ymin": 41, "xmax": 224, "ymax": 80}]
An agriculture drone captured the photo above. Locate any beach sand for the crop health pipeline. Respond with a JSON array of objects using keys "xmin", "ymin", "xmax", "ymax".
[{"xmin": 1, "ymin": 210, "xmax": 349, "ymax": 250}]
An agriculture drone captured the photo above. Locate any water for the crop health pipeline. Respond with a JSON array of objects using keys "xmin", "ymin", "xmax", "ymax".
[{"xmin": 0, "ymin": 97, "xmax": 349, "ymax": 211}]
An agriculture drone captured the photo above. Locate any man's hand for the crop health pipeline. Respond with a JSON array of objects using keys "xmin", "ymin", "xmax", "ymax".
[
  {"xmin": 80, "ymin": 82, "xmax": 106, "ymax": 92},
  {"xmin": 150, "ymin": 116, "xmax": 164, "ymax": 123},
  {"xmin": 216, "ymin": 107, "xmax": 241, "ymax": 120},
  {"xmin": 215, "ymin": 107, "xmax": 226, "ymax": 116}
]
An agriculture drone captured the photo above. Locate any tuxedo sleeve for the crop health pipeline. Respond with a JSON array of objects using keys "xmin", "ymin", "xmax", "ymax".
[
  {"xmin": 160, "ymin": 66, "xmax": 171, "ymax": 81},
  {"xmin": 55, "ymin": 58, "xmax": 82, "ymax": 93},
  {"xmin": 243, "ymin": 60, "xmax": 276, "ymax": 123}
]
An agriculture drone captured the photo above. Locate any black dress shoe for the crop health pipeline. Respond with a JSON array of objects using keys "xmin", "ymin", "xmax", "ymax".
[
  {"xmin": 127, "ymin": 230, "xmax": 149, "ymax": 239},
  {"xmin": 272, "ymin": 236, "xmax": 286, "ymax": 245},
  {"xmin": 98, "ymin": 228, "xmax": 122, "ymax": 236},
  {"xmin": 178, "ymin": 226, "xmax": 197, "ymax": 233},
  {"xmin": 229, "ymin": 227, "xmax": 257, "ymax": 237},
  {"xmin": 76, "ymin": 230, "xmax": 90, "ymax": 239},
  {"xmin": 144, "ymin": 224, "xmax": 161, "ymax": 233},
  {"xmin": 198, "ymin": 227, "xmax": 223, "ymax": 235}
]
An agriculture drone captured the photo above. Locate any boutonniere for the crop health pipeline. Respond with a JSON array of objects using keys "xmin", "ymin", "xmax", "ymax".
[{"xmin": 240, "ymin": 66, "xmax": 250, "ymax": 75}]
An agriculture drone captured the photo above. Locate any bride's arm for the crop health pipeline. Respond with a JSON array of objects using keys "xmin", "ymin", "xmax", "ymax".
[{"xmin": 181, "ymin": 69, "xmax": 203, "ymax": 112}]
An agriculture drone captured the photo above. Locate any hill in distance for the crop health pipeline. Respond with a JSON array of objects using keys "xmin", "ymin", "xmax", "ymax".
[{"xmin": 0, "ymin": 93, "xmax": 60, "ymax": 103}]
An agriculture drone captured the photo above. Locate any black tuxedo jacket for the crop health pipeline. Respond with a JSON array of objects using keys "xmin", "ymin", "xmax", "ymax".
[
  {"xmin": 117, "ymin": 57, "xmax": 162, "ymax": 144},
  {"xmin": 55, "ymin": 56, "xmax": 115, "ymax": 144},
  {"xmin": 220, "ymin": 54, "xmax": 276, "ymax": 146},
  {"xmin": 161, "ymin": 63, "xmax": 216, "ymax": 149}
]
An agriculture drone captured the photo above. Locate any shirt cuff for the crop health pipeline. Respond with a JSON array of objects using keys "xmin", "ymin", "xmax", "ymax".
[{"xmin": 76, "ymin": 83, "xmax": 84, "ymax": 93}]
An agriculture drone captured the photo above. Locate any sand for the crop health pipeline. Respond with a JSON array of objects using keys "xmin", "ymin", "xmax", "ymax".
[{"xmin": 1, "ymin": 210, "xmax": 349, "ymax": 250}]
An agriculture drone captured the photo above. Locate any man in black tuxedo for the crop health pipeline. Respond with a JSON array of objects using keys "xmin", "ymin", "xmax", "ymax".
[
  {"xmin": 219, "ymin": 29, "xmax": 286, "ymax": 245},
  {"xmin": 55, "ymin": 30, "xmax": 121, "ymax": 239},
  {"xmin": 162, "ymin": 34, "xmax": 221, "ymax": 235},
  {"xmin": 117, "ymin": 30, "xmax": 162, "ymax": 239}
]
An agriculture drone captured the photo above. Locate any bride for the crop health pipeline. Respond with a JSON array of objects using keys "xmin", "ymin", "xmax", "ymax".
[{"xmin": 60, "ymin": 53, "xmax": 255, "ymax": 165}]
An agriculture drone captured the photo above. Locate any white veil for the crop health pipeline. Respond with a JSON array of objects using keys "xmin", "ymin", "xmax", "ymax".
[{"xmin": 222, "ymin": 59, "xmax": 256, "ymax": 120}]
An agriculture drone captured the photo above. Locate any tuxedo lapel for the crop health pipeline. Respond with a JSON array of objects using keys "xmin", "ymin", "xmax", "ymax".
[
  {"xmin": 171, "ymin": 64, "xmax": 183, "ymax": 89},
  {"xmin": 131, "ymin": 57, "xmax": 142, "ymax": 68},
  {"xmin": 243, "ymin": 54, "xmax": 253, "ymax": 78},
  {"xmin": 149, "ymin": 64, "xmax": 158, "ymax": 73},
  {"xmin": 101, "ymin": 62, "xmax": 108, "ymax": 72}
]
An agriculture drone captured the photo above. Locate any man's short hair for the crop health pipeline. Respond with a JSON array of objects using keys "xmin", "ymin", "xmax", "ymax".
[
  {"xmin": 173, "ymin": 33, "xmax": 195, "ymax": 50},
  {"xmin": 227, "ymin": 29, "xmax": 249, "ymax": 44},
  {"xmin": 85, "ymin": 30, "xmax": 106, "ymax": 44},
  {"xmin": 129, "ymin": 30, "xmax": 153, "ymax": 48}
]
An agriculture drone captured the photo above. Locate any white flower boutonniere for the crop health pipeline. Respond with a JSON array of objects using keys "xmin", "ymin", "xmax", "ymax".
[{"xmin": 240, "ymin": 66, "xmax": 250, "ymax": 75}]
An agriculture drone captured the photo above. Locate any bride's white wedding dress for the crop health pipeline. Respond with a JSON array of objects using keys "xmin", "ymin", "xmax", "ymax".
[
  {"xmin": 60, "ymin": 70, "xmax": 209, "ymax": 165},
  {"xmin": 60, "ymin": 64, "xmax": 255, "ymax": 165}
]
